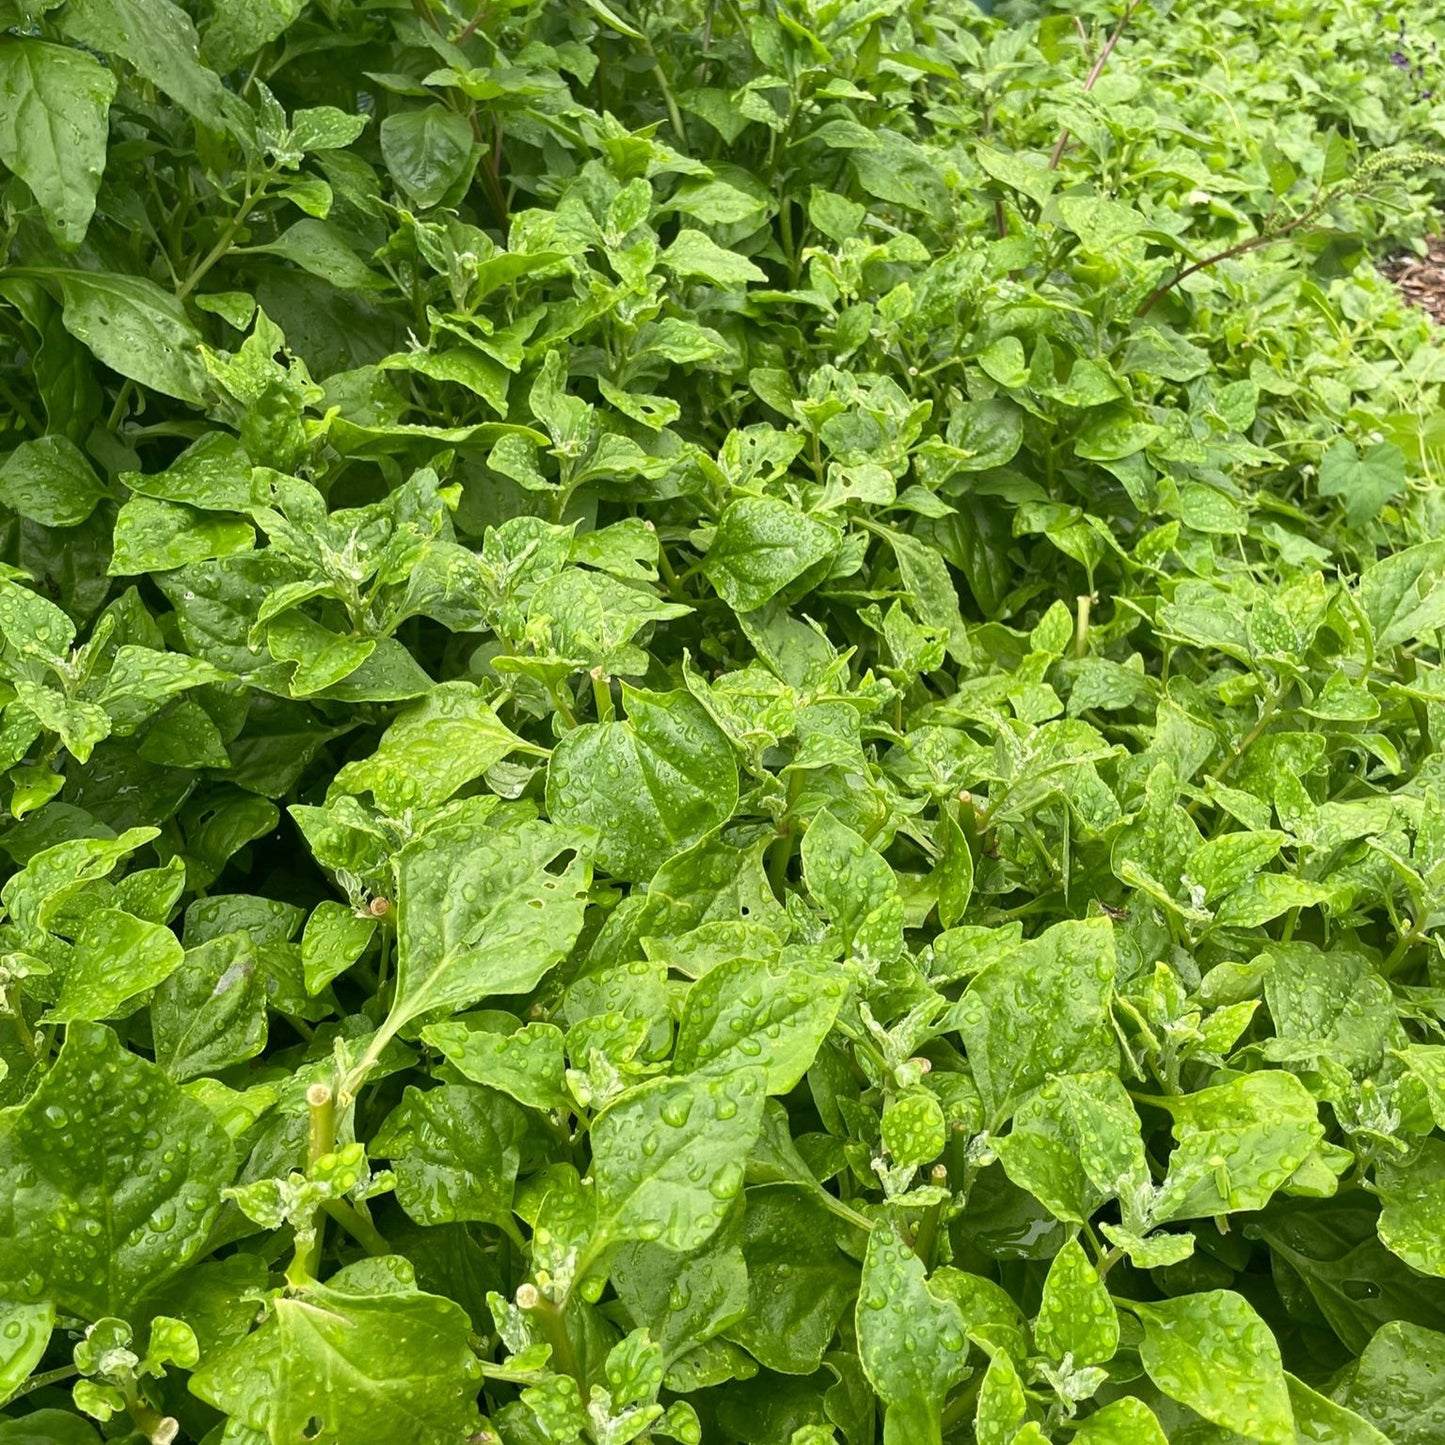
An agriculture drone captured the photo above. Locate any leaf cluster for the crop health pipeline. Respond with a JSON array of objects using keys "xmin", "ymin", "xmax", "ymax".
[{"xmin": 3, "ymin": 0, "xmax": 1445, "ymax": 1442}]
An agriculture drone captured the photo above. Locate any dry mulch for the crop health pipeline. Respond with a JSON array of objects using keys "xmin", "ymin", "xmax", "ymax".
[{"xmin": 1386, "ymin": 236, "xmax": 1445, "ymax": 325}]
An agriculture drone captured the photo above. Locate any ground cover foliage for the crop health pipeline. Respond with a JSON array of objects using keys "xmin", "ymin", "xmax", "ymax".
[{"xmin": 3, "ymin": 0, "xmax": 1445, "ymax": 1439}]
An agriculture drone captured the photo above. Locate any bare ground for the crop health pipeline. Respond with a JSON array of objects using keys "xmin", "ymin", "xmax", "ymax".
[{"xmin": 1386, "ymin": 237, "xmax": 1445, "ymax": 325}]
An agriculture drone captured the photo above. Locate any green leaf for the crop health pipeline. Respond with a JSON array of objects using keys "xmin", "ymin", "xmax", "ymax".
[
  {"xmin": 0, "ymin": 40, "xmax": 115, "ymax": 245},
  {"xmin": 47, "ymin": 907, "xmax": 186, "ymax": 1022},
  {"xmin": 58, "ymin": 0, "xmax": 235, "ymax": 130},
  {"xmin": 611, "ymin": 1233, "xmax": 749, "ymax": 1379},
  {"xmin": 247, "ymin": 219, "xmax": 389, "ymax": 293},
  {"xmin": 332, "ymin": 681, "xmax": 531, "ymax": 812},
  {"xmin": 1378, "ymin": 1137, "xmax": 1445, "ymax": 1277},
  {"xmin": 1152, "ymin": 1071, "xmax": 1325, "ymax": 1221},
  {"xmin": 372, "ymin": 1083, "xmax": 522, "ymax": 1227},
  {"xmin": 1335, "ymin": 1321, "xmax": 1445, "ymax": 1445},
  {"xmin": 1287, "ymin": 1374, "xmax": 1390, "ymax": 1445},
  {"xmin": 379, "ymin": 106, "xmax": 475, "ymax": 209},
  {"xmin": 703, "ymin": 497, "xmax": 839, "ymax": 612},
  {"xmin": 1318, "ymin": 440, "xmax": 1406, "ymax": 528},
  {"xmin": 1071, "ymin": 1398, "xmax": 1168, "ymax": 1443},
  {"xmin": 0, "ymin": 430, "xmax": 104, "ymax": 528},
  {"xmin": 801, "ymin": 808, "xmax": 905, "ymax": 964},
  {"xmin": 191, "ymin": 1257, "xmax": 483, "ymax": 1443},
  {"xmin": 675, "ymin": 953, "xmax": 847, "ymax": 1093},
  {"xmin": 151, "ymin": 932, "xmax": 267, "ymax": 1081},
  {"xmin": 200, "ymin": 0, "xmax": 303, "ymax": 72},
  {"xmin": 856, "ymin": 1224, "xmax": 969, "ymax": 1445},
  {"xmin": 546, "ymin": 685, "xmax": 739, "ymax": 883},
  {"xmin": 954, "ymin": 917, "xmax": 1118, "ymax": 1128},
  {"xmin": 591, "ymin": 1068, "xmax": 766, "ymax": 1254},
  {"xmin": 1056, "ymin": 194, "xmax": 1148, "ymax": 253},
  {"xmin": 0, "ymin": 1022, "xmax": 235, "ymax": 1317},
  {"xmin": 1034, "ymin": 1238, "xmax": 1117, "ymax": 1366},
  {"xmin": 661, "ymin": 229, "xmax": 767, "ymax": 287},
  {"xmin": 14, "ymin": 268, "xmax": 208, "ymax": 404},
  {"xmin": 300, "ymin": 900, "xmax": 376, "ymax": 995},
  {"xmin": 994, "ymin": 1071, "xmax": 1148, "ymax": 1226},
  {"xmin": 382, "ymin": 814, "xmax": 590, "ymax": 1041},
  {"xmin": 422, "ymin": 1018, "xmax": 570, "ymax": 1110},
  {"xmin": 0, "ymin": 1300, "xmax": 54, "ymax": 1401},
  {"xmin": 1360, "ymin": 540, "xmax": 1445, "ymax": 651},
  {"xmin": 881, "ymin": 1090, "xmax": 946, "ymax": 1168},
  {"xmin": 974, "ymin": 1350, "xmax": 1027, "ymax": 1445},
  {"xmin": 1132, "ymin": 1290, "xmax": 1295, "ymax": 1445},
  {"xmin": 724, "ymin": 1185, "xmax": 858, "ymax": 1375},
  {"xmin": 935, "ymin": 812, "xmax": 974, "ymax": 928}
]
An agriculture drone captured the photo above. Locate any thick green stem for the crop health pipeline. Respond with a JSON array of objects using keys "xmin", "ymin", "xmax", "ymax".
[
  {"xmin": 1074, "ymin": 593, "xmax": 1093, "ymax": 658},
  {"xmin": 288, "ymin": 1082, "xmax": 338, "ymax": 1284},
  {"xmin": 321, "ymin": 1198, "xmax": 391, "ymax": 1256},
  {"xmin": 517, "ymin": 1285, "xmax": 583, "ymax": 1392},
  {"xmin": 591, "ymin": 667, "xmax": 615, "ymax": 723}
]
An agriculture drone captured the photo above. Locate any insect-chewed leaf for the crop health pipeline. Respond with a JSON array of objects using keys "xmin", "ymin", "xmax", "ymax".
[
  {"xmin": 386, "ymin": 814, "xmax": 590, "ymax": 1037},
  {"xmin": 191, "ymin": 1257, "xmax": 483, "ymax": 1443}
]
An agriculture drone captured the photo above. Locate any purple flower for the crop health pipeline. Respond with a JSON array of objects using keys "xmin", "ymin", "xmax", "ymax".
[{"xmin": 1391, "ymin": 50, "xmax": 1411, "ymax": 68}]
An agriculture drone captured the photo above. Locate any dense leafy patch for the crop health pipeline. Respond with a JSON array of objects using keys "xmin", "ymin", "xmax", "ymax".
[{"xmin": 2, "ymin": 0, "xmax": 1445, "ymax": 1439}]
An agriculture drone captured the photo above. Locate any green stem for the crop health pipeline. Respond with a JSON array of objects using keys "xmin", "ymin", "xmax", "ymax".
[
  {"xmin": 1, "ymin": 1363, "xmax": 79, "ymax": 1406},
  {"xmin": 106, "ymin": 380, "xmax": 136, "ymax": 432},
  {"xmin": 812, "ymin": 1185, "xmax": 873, "ymax": 1235},
  {"xmin": 177, "ymin": 171, "xmax": 272, "ymax": 301},
  {"xmin": 641, "ymin": 36, "xmax": 688, "ymax": 151},
  {"xmin": 517, "ymin": 1285, "xmax": 584, "ymax": 1393},
  {"xmin": 913, "ymin": 1184, "xmax": 944, "ymax": 1267},
  {"xmin": 125, "ymin": 1388, "xmax": 178, "ymax": 1445},
  {"xmin": 767, "ymin": 769, "xmax": 806, "ymax": 898},
  {"xmin": 321, "ymin": 1198, "xmax": 391, "ymax": 1256},
  {"xmin": 288, "ymin": 1082, "xmax": 338, "ymax": 1284},
  {"xmin": 1073, "ymin": 593, "xmax": 1092, "ymax": 658},
  {"xmin": 591, "ymin": 667, "xmax": 615, "ymax": 723},
  {"xmin": 940, "ymin": 1371, "xmax": 983, "ymax": 1433}
]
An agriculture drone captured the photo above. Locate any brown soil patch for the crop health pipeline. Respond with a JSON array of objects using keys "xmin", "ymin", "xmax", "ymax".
[{"xmin": 1386, "ymin": 236, "xmax": 1445, "ymax": 325}]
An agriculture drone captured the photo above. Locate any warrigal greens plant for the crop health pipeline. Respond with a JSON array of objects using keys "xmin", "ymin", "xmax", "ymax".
[{"xmin": 3, "ymin": 0, "xmax": 1445, "ymax": 1441}]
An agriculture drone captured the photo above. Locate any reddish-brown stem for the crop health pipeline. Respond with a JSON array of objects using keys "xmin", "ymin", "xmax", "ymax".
[
  {"xmin": 1048, "ymin": 0, "xmax": 1142, "ymax": 170},
  {"xmin": 1136, "ymin": 208, "xmax": 1319, "ymax": 316}
]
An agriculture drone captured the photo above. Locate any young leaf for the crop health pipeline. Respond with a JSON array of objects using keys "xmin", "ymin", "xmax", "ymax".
[{"xmin": 856, "ymin": 1225, "xmax": 969, "ymax": 1445}]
